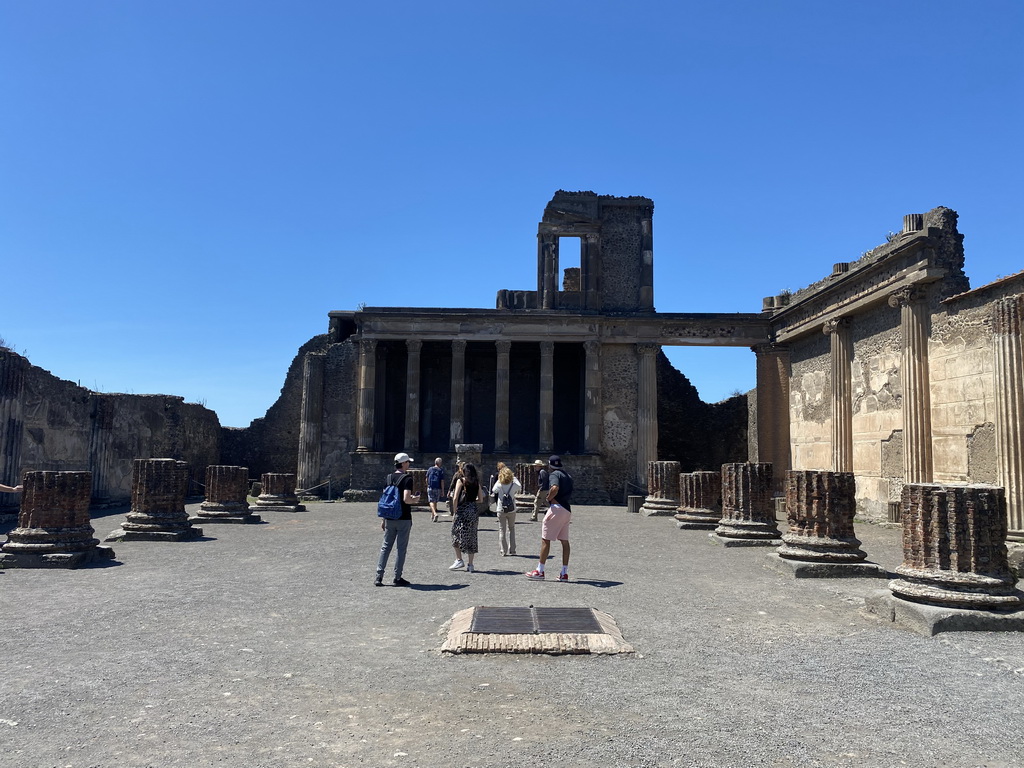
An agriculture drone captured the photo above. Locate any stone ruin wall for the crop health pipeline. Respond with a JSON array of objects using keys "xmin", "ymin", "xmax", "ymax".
[
  {"xmin": 598, "ymin": 344, "xmax": 639, "ymax": 499},
  {"xmin": 598, "ymin": 203, "xmax": 645, "ymax": 311},
  {"xmin": 0, "ymin": 350, "xmax": 220, "ymax": 505},
  {"xmin": 788, "ymin": 329, "xmax": 832, "ymax": 474}
]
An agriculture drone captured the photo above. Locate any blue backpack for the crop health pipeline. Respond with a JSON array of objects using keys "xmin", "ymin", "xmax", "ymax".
[{"xmin": 377, "ymin": 477, "xmax": 403, "ymax": 520}]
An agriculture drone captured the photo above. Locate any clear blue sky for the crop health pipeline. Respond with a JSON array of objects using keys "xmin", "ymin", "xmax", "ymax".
[{"xmin": 2, "ymin": 1, "xmax": 1021, "ymax": 427}]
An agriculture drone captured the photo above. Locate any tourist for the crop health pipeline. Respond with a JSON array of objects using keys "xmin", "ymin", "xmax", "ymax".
[
  {"xmin": 530, "ymin": 458, "xmax": 548, "ymax": 522},
  {"xmin": 374, "ymin": 452, "xmax": 420, "ymax": 587},
  {"xmin": 526, "ymin": 455, "xmax": 575, "ymax": 582},
  {"xmin": 449, "ymin": 462, "xmax": 483, "ymax": 573},
  {"xmin": 446, "ymin": 460, "xmax": 465, "ymax": 516},
  {"xmin": 0, "ymin": 483, "xmax": 23, "ymax": 493},
  {"xmin": 425, "ymin": 457, "xmax": 446, "ymax": 522},
  {"xmin": 490, "ymin": 465, "xmax": 522, "ymax": 556}
]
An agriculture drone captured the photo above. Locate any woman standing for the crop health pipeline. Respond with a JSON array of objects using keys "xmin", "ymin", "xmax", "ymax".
[
  {"xmin": 449, "ymin": 462, "xmax": 483, "ymax": 573},
  {"xmin": 490, "ymin": 465, "xmax": 522, "ymax": 557}
]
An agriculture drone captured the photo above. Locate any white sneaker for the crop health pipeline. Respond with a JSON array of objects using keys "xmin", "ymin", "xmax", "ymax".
[
  {"xmin": 449, "ymin": 559, "xmax": 465, "ymax": 570},
  {"xmin": 466, "ymin": 564, "xmax": 475, "ymax": 573}
]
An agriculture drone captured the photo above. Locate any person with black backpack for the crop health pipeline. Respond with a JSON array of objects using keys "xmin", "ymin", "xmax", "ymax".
[
  {"xmin": 525, "ymin": 455, "xmax": 575, "ymax": 582},
  {"xmin": 374, "ymin": 452, "xmax": 420, "ymax": 587},
  {"xmin": 490, "ymin": 465, "xmax": 522, "ymax": 557}
]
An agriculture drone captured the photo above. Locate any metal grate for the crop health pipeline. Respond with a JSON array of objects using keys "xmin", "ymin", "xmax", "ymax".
[{"xmin": 469, "ymin": 607, "xmax": 604, "ymax": 635}]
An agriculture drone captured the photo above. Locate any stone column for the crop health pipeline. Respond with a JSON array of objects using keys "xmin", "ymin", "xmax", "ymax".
[
  {"xmin": 87, "ymin": 394, "xmax": 117, "ymax": 503},
  {"xmin": 714, "ymin": 463, "xmax": 780, "ymax": 544},
  {"xmin": 675, "ymin": 471, "xmax": 723, "ymax": 529},
  {"xmin": 494, "ymin": 340, "xmax": 511, "ymax": 453},
  {"xmin": 0, "ymin": 351, "xmax": 26, "ymax": 512},
  {"xmin": 777, "ymin": 470, "xmax": 869, "ymax": 562},
  {"xmin": 539, "ymin": 341, "xmax": 554, "ymax": 453},
  {"xmin": 583, "ymin": 341, "xmax": 602, "ymax": 454},
  {"xmin": 450, "ymin": 340, "xmax": 467, "ymax": 449},
  {"xmin": 753, "ymin": 344, "xmax": 791, "ymax": 493},
  {"xmin": 582, "ymin": 234, "xmax": 602, "ymax": 311},
  {"xmin": 538, "ymin": 235, "xmax": 558, "ymax": 310},
  {"xmin": 253, "ymin": 472, "xmax": 305, "ymax": 512},
  {"xmin": 0, "ymin": 471, "xmax": 115, "ymax": 568},
  {"xmin": 405, "ymin": 340, "xmax": 422, "ymax": 453},
  {"xmin": 888, "ymin": 286, "xmax": 933, "ymax": 484},
  {"xmin": 193, "ymin": 465, "xmax": 260, "ymax": 524},
  {"xmin": 639, "ymin": 206, "xmax": 655, "ymax": 310},
  {"xmin": 636, "ymin": 343, "xmax": 659, "ymax": 487},
  {"xmin": 824, "ymin": 319, "xmax": 853, "ymax": 472},
  {"xmin": 297, "ymin": 352, "xmax": 325, "ymax": 494},
  {"xmin": 514, "ymin": 462, "xmax": 541, "ymax": 511},
  {"xmin": 993, "ymin": 295, "xmax": 1024, "ymax": 539},
  {"xmin": 640, "ymin": 460, "xmax": 681, "ymax": 516},
  {"xmin": 890, "ymin": 483, "xmax": 1020, "ymax": 609},
  {"xmin": 356, "ymin": 338, "xmax": 377, "ymax": 452},
  {"xmin": 113, "ymin": 459, "xmax": 201, "ymax": 541}
]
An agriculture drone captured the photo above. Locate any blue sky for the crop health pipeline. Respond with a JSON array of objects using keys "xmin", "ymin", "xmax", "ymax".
[{"xmin": 2, "ymin": 1, "xmax": 1021, "ymax": 427}]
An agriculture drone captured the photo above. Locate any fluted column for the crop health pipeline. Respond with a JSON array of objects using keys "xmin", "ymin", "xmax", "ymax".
[
  {"xmin": 714, "ymin": 462, "xmax": 780, "ymax": 543},
  {"xmin": 891, "ymin": 483, "xmax": 1020, "ymax": 608},
  {"xmin": 778, "ymin": 470, "xmax": 867, "ymax": 562},
  {"xmin": 495, "ymin": 340, "xmax": 511, "ymax": 452},
  {"xmin": 539, "ymin": 341, "xmax": 554, "ymax": 453},
  {"xmin": 825, "ymin": 318, "xmax": 853, "ymax": 472},
  {"xmin": 889, "ymin": 287, "xmax": 933, "ymax": 484},
  {"xmin": 583, "ymin": 341, "xmax": 602, "ymax": 453},
  {"xmin": 640, "ymin": 460, "xmax": 681, "ymax": 516},
  {"xmin": 450, "ymin": 340, "xmax": 467, "ymax": 449},
  {"xmin": 88, "ymin": 393, "xmax": 116, "ymax": 501},
  {"xmin": 405, "ymin": 340, "xmax": 422, "ymax": 453},
  {"xmin": 639, "ymin": 206, "xmax": 654, "ymax": 310},
  {"xmin": 539, "ymin": 234, "xmax": 558, "ymax": 310},
  {"xmin": 515, "ymin": 462, "xmax": 541, "ymax": 511},
  {"xmin": 114, "ymin": 459, "xmax": 201, "ymax": 540},
  {"xmin": 582, "ymin": 234, "xmax": 602, "ymax": 311},
  {"xmin": 676, "ymin": 471, "xmax": 723, "ymax": 529},
  {"xmin": 636, "ymin": 343, "xmax": 659, "ymax": 486},
  {"xmin": 297, "ymin": 352, "xmax": 325, "ymax": 493},
  {"xmin": 194, "ymin": 465, "xmax": 260, "ymax": 523},
  {"xmin": 254, "ymin": 472, "xmax": 305, "ymax": 512},
  {"xmin": 993, "ymin": 295, "xmax": 1024, "ymax": 538},
  {"xmin": 356, "ymin": 338, "xmax": 377, "ymax": 452},
  {"xmin": 753, "ymin": 344, "xmax": 791, "ymax": 492},
  {"xmin": 0, "ymin": 351, "xmax": 26, "ymax": 509}
]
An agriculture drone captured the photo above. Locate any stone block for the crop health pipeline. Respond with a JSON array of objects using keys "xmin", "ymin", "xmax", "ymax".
[
  {"xmin": 864, "ymin": 590, "xmax": 1024, "ymax": 636},
  {"xmin": 764, "ymin": 552, "xmax": 887, "ymax": 579}
]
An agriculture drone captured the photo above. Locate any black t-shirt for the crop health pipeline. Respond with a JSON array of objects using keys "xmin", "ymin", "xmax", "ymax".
[
  {"xmin": 548, "ymin": 469, "xmax": 573, "ymax": 512},
  {"xmin": 537, "ymin": 468, "xmax": 549, "ymax": 491},
  {"xmin": 389, "ymin": 472, "xmax": 414, "ymax": 520}
]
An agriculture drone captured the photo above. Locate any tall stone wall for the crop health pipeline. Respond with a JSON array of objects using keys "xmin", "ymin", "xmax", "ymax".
[
  {"xmin": 599, "ymin": 202, "xmax": 646, "ymax": 311},
  {"xmin": 789, "ymin": 331, "xmax": 831, "ymax": 472},
  {"xmin": 599, "ymin": 344, "xmax": 639, "ymax": 501},
  {"xmin": 318, "ymin": 339, "xmax": 359, "ymax": 496}
]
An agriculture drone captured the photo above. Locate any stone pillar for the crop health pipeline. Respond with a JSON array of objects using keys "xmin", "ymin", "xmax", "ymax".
[
  {"xmin": 450, "ymin": 340, "xmax": 467, "ymax": 449},
  {"xmin": 890, "ymin": 483, "xmax": 1020, "ymax": 609},
  {"xmin": 583, "ymin": 341, "xmax": 602, "ymax": 454},
  {"xmin": 675, "ymin": 471, "xmax": 723, "ymax": 529},
  {"xmin": 87, "ymin": 394, "xmax": 117, "ymax": 503},
  {"xmin": 193, "ymin": 465, "xmax": 260, "ymax": 524},
  {"xmin": 777, "ymin": 470, "xmax": 869, "ymax": 562},
  {"xmin": 0, "ymin": 471, "xmax": 115, "ymax": 568},
  {"xmin": 356, "ymin": 338, "xmax": 377, "ymax": 452},
  {"xmin": 404, "ymin": 340, "xmax": 422, "ymax": 453},
  {"xmin": 640, "ymin": 460, "xmax": 681, "ymax": 516},
  {"xmin": 753, "ymin": 344, "xmax": 791, "ymax": 493},
  {"xmin": 0, "ymin": 351, "xmax": 26, "ymax": 513},
  {"xmin": 888, "ymin": 286, "xmax": 933, "ymax": 484},
  {"xmin": 539, "ymin": 341, "xmax": 554, "ymax": 453},
  {"xmin": 636, "ymin": 343, "xmax": 659, "ymax": 487},
  {"xmin": 639, "ymin": 206, "xmax": 654, "ymax": 310},
  {"xmin": 582, "ymin": 234, "xmax": 602, "ymax": 311},
  {"xmin": 406, "ymin": 468, "xmax": 427, "ymax": 507},
  {"xmin": 824, "ymin": 319, "xmax": 853, "ymax": 472},
  {"xmin": 297, "ymin": 352, "xmax": 325, "ymax": 494},
  {"xmin": 254, "ymin": 472, "xmax": 305, "ymax": 512},
  {"xmin": 714, "ymin": 463, "xmax": 780, "ymax": 544},
  {"xmin": 514, "ymin": 462, "xmax": 541, "ymax": 511},
  {"xmin": 495, "ymin": 340, "xmax": 511, "ymax": 452},
  {"xmin": 113, "ymin": 459, "xmax": 202, "ymax": 541},
  {"xmin": 993, "ymin": 295, "xmax": 1024, "ymax": 539},
  {"xmin": 539, "ymin": 235, "xmax": 558, "ymax": 310}
]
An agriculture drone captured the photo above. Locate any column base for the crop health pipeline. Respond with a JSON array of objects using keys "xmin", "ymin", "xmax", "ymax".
[
  {"xmin": 675, "ymin": 511, "xmax": 720, "ymax": 529},
  {"xmin": 764, "ymin": 552, "xmax": 887, "ymax": 579},
  {"xmin": 864, "ymin": 590, "xmax": 1024, "ymax": 636},
  {"xmin": 640, "ymin": 498, "xmax": 680, "ymax": 516},
  {"xmin": 709, "ymin": 533, "xmax": 781, "ymax": 548},
  {"xmin": 0, "ymin": 546, "xmax": 116, "ymax": 569},
  {"xmin": 190, "ymin": 513, "xmax": 263, "ymax": 525},
  {"xmin": 249, "ymin": 504, "xmax": 305, "ymax": 513},
  {"xmin": 105, "ymin": 527, "xmax": 204, "ymax": 542}
]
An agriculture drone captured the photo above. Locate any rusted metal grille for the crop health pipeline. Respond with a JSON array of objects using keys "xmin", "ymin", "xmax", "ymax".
[{"xmin": 469, "ymin": 607, "xmax": 604, "ymax": 635}]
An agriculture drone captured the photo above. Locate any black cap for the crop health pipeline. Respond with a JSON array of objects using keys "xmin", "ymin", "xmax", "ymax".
[{"xmin": 548, "ymin": 455, "xmax": 562, "ymax": 468}]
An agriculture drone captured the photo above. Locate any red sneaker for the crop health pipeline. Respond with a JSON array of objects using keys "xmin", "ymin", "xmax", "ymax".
[
  {"xmin": 525, "ymin": 569, "xmax": 545, "ymax": 580},
  {"xmin": 557, "ymin": 572, "xmax": 569, "ymax": 582}
]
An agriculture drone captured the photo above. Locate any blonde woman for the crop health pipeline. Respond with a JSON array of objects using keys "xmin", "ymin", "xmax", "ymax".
[{"xmin": 490, "ymin": 465, "xmax": 522, "ymax": 557}]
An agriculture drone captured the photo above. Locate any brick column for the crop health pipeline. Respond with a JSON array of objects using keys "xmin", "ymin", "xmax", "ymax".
[
  {"xmin": 539, "ymin": 341, "xmax": 554, "ymax": 453},
  {"xmin": 356, "ymin": 338, "xmax": 377, "ymax": 452},
  {"xmin": 825, "ymin": 319, "xmax": 853, "ymax": 472},
  {"xmin": 993, "ymin": 295, "xmax": 1024, "ymax": 539},
  {"xmin": 450, "ymin": 340, "xmax": 467, "ymax": 449},
  {"xmin": 495, "ymin": 340, "xmax": 511, "ymax": 452},
  {"xmin": 254, "ymin": 472, "xmax": 305, "ymax": 512},
  {"xmin": 675, "ymin": 471, "xmax": 723, "ymax": 529},
  {"xmin": 514, "ymin": 462, "xmax": 541, "ymax": 511},
  {"xmin": 405, "ymin": 340, "xmax": 422, "ymax": 453},
  {"xmin": 583, "ymin": 341, "xmax": 602, "ymax": 454},
  {"xmin": 116, "ymin": 459, "xmax": 202, "ymax": 541},
  {"xmin": 889, "ymin": 287, "xmax": 933, "ymax": 484},
  {"xmin": 297, "ymin": 352, "xmax": 325, "ymax": 494},
  {"xmin": 778, "ymin": 470, "xmax": 867, "ymax": 561},
  {"xmin": 714, "ymin": 463, "xmax": 780, "ymax": 543},
  {"xmin": 194, "ymin": 465, "xmax": 260, "ymax": 524},
  {"xmin": 636, "ymin": 343, "xmax": 659, "ymax": 487},
  {"xmin": 640, "ymin": 460, "xmax": 681, "ymax": 516},
  {"xmin": 891, "ymin": 483, "xmax": 1020, "ymax": 609},
  {"xmin": 753, "ymin": 344, "xmax": 791, "ymax": 493},
  {"xmin": 539, "ymin": 235, "xmax": 558, "ymax": 310},
  {"xmin": 0, "ymin": 351, "xmax": 26, "ymax": 511}
]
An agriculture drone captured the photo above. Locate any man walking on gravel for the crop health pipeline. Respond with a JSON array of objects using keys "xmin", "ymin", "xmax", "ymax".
[{"xmin": 526, "ymin": 455, "xmax": 574, "ymax": 582}]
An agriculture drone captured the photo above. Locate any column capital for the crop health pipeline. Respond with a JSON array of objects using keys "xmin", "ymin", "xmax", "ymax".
[
  {"xmin": 888, "ymin": 285, "xmax": 922, "ymax": 308},
  {"xmin": 406, "ymin": 339, "xmax": 422, "ymax": 354},
  {"xmin": 540, "ymin": 340, "xmax": 554, "ymax": 355},
  {"xmin": 822, "ymin": 317, "xmax": 849, "ymax": 336},
  {"xmin": 584, "ymin": 340, "xmax": 601, "ymax": 356},
  {"xmin": 451, "ymin": 339, "xmax": 467, "ymax": 354},
  {"xmin": 994, "ymin": 294, "xmax": 1024, "ymax": 336},
  {"xmin": 495, "ymin": 340, "xmax": 512, "ymax": 354},
  {"xmin": 636, "ymin": 342, "xmax": 660, "ymax": 357},
  {"xmin": 359, "ymin": 338, "xmax": 378, "ymax": 355}
]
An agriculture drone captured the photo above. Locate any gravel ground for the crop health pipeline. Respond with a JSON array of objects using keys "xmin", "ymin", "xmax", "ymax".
[{"xmin": 1, "ymin": 502, "xmax": 1023, "ymax": 768}]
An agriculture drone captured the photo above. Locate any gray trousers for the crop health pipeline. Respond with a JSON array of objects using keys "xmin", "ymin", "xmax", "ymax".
[{"xmin": 376, "ymin": 518, "xmax": 412, "ymax": 579}]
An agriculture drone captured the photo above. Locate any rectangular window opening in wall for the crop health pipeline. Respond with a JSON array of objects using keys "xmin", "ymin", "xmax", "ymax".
[{"xmin": 559, "ymin": 236, "xmax": 582, "ymax": 291}]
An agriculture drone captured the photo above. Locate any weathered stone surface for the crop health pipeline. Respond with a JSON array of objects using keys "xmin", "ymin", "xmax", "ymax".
[
  {"xmin": 252, "ymin": 472, "xmax": 305, "ymax": 512},
  {"xmin": 778, "ymin": 470, "xmax": 868, "ymax": 563},
  {"xmin": 514, "ymin": 463, "xmax": 541, "ymax": 511},
  {"xmin": 889, "ymin": 483, "xmax": 1020, "ymax": 609},
  {"xmin": 765, "ymin": 552, "xmax": 886, "ymax": 579},
  {"xmin": 110, "ymin": 459, "xmax": 202, "ymax": 541},
  {"xmin": 714, "ymin": 462, "xmax": 780, "ymax": 542},
  {"xmin": 865, "ymin": 590, "xmax": 1024, "ymax": 636},
  {"xmin": 676, "ymin": 470, "xmax": 722, "ymax": 529},
  {"xmin": 640, "ymin": 461, "xmax": 681, "ymax": 516},
  {"xmin": 0, "ymin": 470, "xmax": 115, "ymax": 568},
  {"xmin": 193, "ymin": 465, "xmax": 261, "ymax": 524}
]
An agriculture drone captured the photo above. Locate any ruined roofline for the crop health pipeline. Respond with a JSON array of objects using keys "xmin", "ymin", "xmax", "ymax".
[{"xmin": 942, "ymin": 268, "xmax": 1024, "ymax": 304}]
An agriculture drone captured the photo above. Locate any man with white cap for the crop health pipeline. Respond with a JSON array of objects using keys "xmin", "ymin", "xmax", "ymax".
[
  {"xmin": 375, "ymin": 452, "xmax": 420, "ymax": 587},
  {"xmin": 525, "ymin": 455, "xmax": 574, "ymax": 582},
  {"xmin": 529, "ymin": 459, "xmax": 548, "ymax": 522}
]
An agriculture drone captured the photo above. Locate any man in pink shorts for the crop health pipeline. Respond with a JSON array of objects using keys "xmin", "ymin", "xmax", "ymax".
[{"xmin": 526, "ymin": 456, "xmax": 574, "ymax": 582}]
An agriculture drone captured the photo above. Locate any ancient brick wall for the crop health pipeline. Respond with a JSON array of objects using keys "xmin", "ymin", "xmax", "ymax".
[
  {"xmin": 598, "ymin": 344, "xmax": 639, "ymax": 501},
  {"xmin": 598, "ymin": 204, "xmax": 645, "ymax": 312},
  {"xmin": 319, "ymin": 339, "xmax": 359, "ymax": 496}
]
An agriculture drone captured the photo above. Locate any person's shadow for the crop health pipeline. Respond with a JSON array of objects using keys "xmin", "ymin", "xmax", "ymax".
[{"xmin": 408, "ymin": 583, "xmax": 470, "ymax": 592}]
